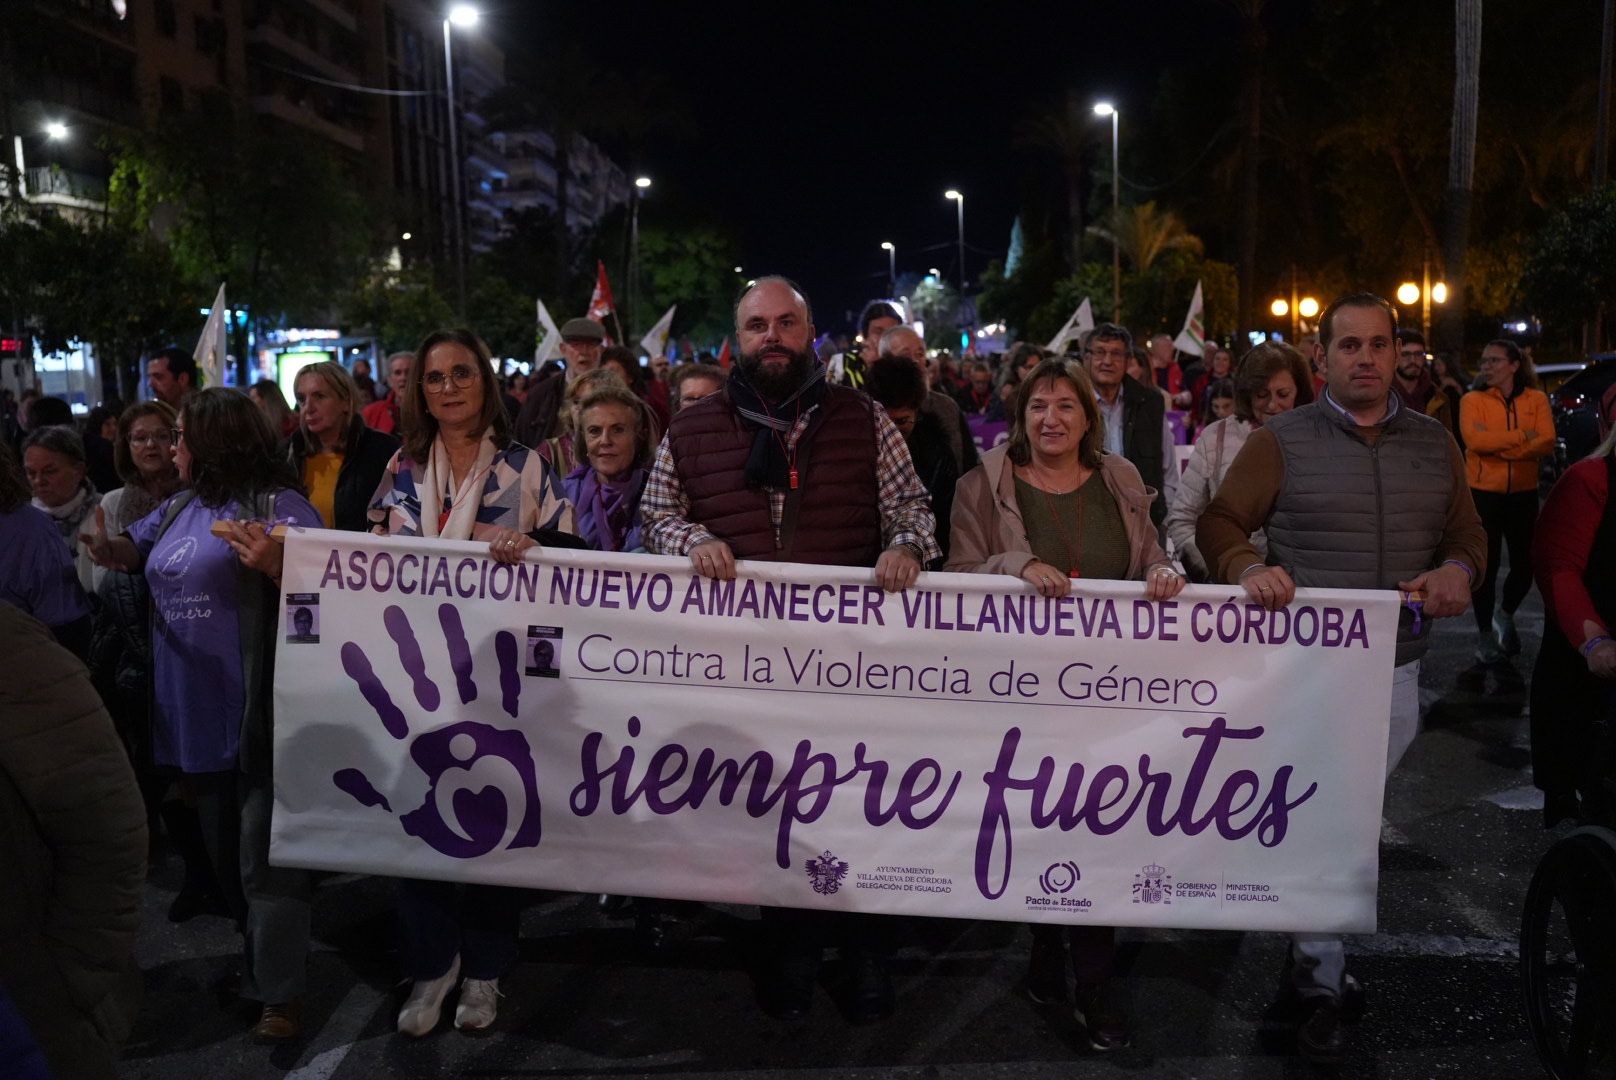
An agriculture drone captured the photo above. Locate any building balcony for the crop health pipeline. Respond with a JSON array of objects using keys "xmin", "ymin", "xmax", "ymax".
[
  {"xmin": 247, "ymin": 22, "xmax": 359, "ymax": 83},
  {"xmin": 297, "ymin": 0, "xmax": 359, "ymax": 34},
  {"xmin": 22, "ymin": 166, "xmax": 107, "ymax": 210},
  {"xmin": 250, "ymin": 95, "xmax": 366, "ymax": 152}
]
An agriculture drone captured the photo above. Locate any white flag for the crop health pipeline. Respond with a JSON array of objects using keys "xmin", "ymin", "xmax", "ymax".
[
  {"xmin": 1173, "ymin": 281, "xmax": 1206, "ymax": 357},
  {"xmin": 1046, "ymin": 297, "xmax": 1095, "ymax": 354},
  {"xmin": 535, "ymin": 299, "xmax": 561, "ymax": 365},
  {"xmin": 194, "ymin": 283, "xmax": 228, "ymax": 387},
  {"xmin": 639, "ymin": 304, "xmax": 676, "ymax": 360}
]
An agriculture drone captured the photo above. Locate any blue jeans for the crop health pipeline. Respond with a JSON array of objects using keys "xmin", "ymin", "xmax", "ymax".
[{"xmin": 396, "ymin": 879, "xmax": 525, "ymax": 981}]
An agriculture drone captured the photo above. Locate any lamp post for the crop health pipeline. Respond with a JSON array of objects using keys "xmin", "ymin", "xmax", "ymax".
[
  {"xmin": 442, "ymin": 4, "xmax": 478, "ymax": 318},
  {"xmin": 1396, "ymin": 251, "xmax": 1448, "ymax": 343},
  {"xmin": 880, "ymin": 241, "xmax": 895, "ymax": 295},
  {"xmin": 944, "ymin": 190, "xmax": 965, "ymax": 292},
  {"xmin": 10, "ymin": 120, "xmax": 69, "ymax": 202},
  {"xmin": 1093, "ymin": 102, "xmax": 1120, "ymax": 322},
  {"xmin": 629, "ymin": 175, "xmax": 651, "ymax": 339}
]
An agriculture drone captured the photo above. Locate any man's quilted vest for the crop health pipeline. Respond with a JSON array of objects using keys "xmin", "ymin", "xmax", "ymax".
[
  {"xmin": 667, "ymin": 385, "xmax": 882, "ymax": 567},
  {"xmin": 1263, "ymin": 400, "xmax": 1455, "ymax": 665}
]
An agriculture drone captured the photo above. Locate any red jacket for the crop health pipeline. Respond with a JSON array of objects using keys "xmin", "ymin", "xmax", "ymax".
[{"xmin": 361, "ymin": 393, "xmax": 400, "ymax": 434}]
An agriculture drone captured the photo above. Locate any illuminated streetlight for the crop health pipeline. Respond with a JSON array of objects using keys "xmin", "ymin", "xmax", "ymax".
[
  {"xmin": 928, "ymin": 267, "xmax": 941, "ymax": 278},
  {"xmin": 732, "ymin": 266, "xmax": 743, "ymax": 273},
  {"xmin": 1396, "ymin": 282, "xmax": 1421, "ymax": 306},
  {"xmin": 442, "ymin": 5, "xmax": 482, "ymax": 316},
  {"xmin": 1430, "ymin": 282, "xmax": 1448, "ymax": 305},
  {"xmin": 1270, "ymin": 299, "xmax": 1289, "ymax": 318},
  {"xmin": 629, "ymin": 175, "xmax": 653, "ymax": 337},
  {"xmin": 1298, "ymin": 297, "xmax": 1320, "ymax": 319},
  {"xmin": 1093, "ymin": 101, "xmax": 1121, "ymax": 320},
  {"xmin": 44, "ymin": 121, "xmax": 69, "ymax": 140},
  {"xmin": 401, "ymin": 231, "xmax": 412, "ymax": 240},
  {"xmin": 880, "ymin": 241, "xmax": 895, "ymax": 294},
  {"xmin": 944, "ymin": 189, "xmax": 965, "ymax": 291}
]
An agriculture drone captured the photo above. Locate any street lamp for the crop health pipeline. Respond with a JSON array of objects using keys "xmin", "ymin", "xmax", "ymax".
[
  {"xmin": 629, "ymin": 175, "xmax": 652, "ymax": 339},
  {"xmin": 10, "ymin": 121, "xmax": 70, "ymax": 201},
  {"xmin": 944, "ymin": 189, "xmax": 965, "ymax": 292},
  {"xmin": 880, "ymin": 241, "xmax": 895, "ymax": 294},
  {"xmin": 1397, "ymin": 267, "xmax": 1447, "ymax": 342},
  {"xmin": 442, "ymin": 5, "xmax": 479, "ymax": 317},
  {"xmin": 1093, "ymin": 101, "xmax": 1120, "ymax": 321}
]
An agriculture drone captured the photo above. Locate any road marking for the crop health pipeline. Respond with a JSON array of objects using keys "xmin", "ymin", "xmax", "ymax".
[{"xmin": 284, "ymin": 979, "xmax": 390, "ymax": 1080}]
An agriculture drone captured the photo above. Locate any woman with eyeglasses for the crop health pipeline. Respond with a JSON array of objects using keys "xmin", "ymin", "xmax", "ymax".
[
  {"xmin": 1460, "ymin": 339, "xmax": 1556, "ymax": 663},
  {"xmin": 81, "ymin": 388, "xmax": 324, "ymax": 1043},
  {"xmin": 285, "ymin": 360, "xmax": 399, "ymax": 531},
  {"xmin": 86, "ymin": 399, "xmax": 226, "ymax": 925},
  {"xmin": 368, "ymin": 329, "xmax": 577, "ymax": 1038}
]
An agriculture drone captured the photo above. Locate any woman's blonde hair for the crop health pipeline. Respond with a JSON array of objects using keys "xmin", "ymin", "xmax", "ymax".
[{"xmin": 293, "ymin": 360, "xmax": 364, "ymax": 454}]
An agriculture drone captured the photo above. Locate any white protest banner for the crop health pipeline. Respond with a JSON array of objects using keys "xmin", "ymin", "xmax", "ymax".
[
  {"xmin": 195, "ymin": 283, "xmax": 228, "ymax": 387},
  {"xmin": 640, "ymin": 304, "xmax": 676, "ymax": 360},
  {"xmin": 535, "ymin": 299, "xmax": 561, "ymax": 365},
  {"xmin": 272, "ymin": 531, "xmax": 1398, "ymax": 933}
]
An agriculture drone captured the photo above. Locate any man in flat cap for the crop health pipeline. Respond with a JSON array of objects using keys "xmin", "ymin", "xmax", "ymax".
[{"xmin": 514, "ymin": 318, "xmax": 607, "ymax": 445}]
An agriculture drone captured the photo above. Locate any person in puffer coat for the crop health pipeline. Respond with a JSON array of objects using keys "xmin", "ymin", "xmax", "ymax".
[{"xmin": 0, "ymin": 605, "xmax": 147, "ymax": 1080}]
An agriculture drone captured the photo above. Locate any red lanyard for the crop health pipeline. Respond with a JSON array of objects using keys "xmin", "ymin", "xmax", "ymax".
[
  {"xmin": 761, "ymin": 399, "xmax": 803, "ymax": 490},
  {"xmin": 1028, "ymin": 465, "xmax": 1088, "ymax": 578}
]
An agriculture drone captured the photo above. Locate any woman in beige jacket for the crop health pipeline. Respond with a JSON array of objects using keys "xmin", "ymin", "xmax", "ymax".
[{"xmin": 944, "ymin": 358, "xmax": 1184, "ymax": 1053}]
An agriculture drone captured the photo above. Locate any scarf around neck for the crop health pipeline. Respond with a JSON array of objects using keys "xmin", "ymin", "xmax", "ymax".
[
  {"xmin": 726, "ymin": 360, "xmax": 828, "ymax": 488},
  {"xmin": 419, "ymin": 435, "xmax": 498, "ymax": 540},
  {"xmin": 569, "ymin": 465, "xmax": 645, "ymax": 552}
]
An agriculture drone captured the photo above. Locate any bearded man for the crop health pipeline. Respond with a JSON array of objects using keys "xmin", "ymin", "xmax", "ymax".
[{"xmin": 641, "ymin": 275, "xmax": 937, "ymax": 1022}]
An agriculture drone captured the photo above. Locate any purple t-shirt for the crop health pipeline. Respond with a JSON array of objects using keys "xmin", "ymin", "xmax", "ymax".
[
  {"xmin": 0, "ymin": 505, "xmax": 91, "ymax": 629},
  {"xmin": 129, "ymin": 490, "xmax": 320, "ymax": 773}
]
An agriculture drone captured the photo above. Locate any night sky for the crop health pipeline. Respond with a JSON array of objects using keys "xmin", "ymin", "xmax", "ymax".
[{"xmin": 493, "ymin": 0, "xmax": 1237, "ymax": 331}]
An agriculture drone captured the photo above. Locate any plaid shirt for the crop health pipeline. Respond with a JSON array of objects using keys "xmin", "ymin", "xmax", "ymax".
[{"xmin": 642, "ymin": 400, "xmax": 940, "ymax": 563}]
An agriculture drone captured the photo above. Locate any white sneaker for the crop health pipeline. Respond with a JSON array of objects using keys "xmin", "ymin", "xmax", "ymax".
[
  {"xmin": 397, "ymin": 955, "xmax": 460, "ymax": 1037},
  {"xmin": 1493, "ymin": 610, "xmax": 1521, "ymax": 656},
  {"xmin": 1475, "ymin": 630, "xmax": 1505, "ymax": 664},
  {"xmin": 455, "ymin": 977, "xmax": 501, "ymax": 1032}
]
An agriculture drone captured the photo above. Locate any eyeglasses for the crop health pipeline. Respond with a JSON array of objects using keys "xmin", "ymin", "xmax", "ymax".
[
  {"xmin": 422, "ymin": 365, "xmax": 480, "ymax": 392},
  {"xmin": 129, "ymin": 430, "xmax": 175, "ymax": 446}
]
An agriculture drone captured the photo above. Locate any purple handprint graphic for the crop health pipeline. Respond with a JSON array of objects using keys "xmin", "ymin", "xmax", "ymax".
[{"xmin": 332, "ymin": 602, "xmax": 541, "ymax": 859}]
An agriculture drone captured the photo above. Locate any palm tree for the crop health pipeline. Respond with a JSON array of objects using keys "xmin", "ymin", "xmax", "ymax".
[{"xmin": 1085, "ymin": 201, "xmax": 1204, "ymax": 274}]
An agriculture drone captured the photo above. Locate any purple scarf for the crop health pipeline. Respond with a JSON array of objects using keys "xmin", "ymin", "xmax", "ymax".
[{"xmin": 565, "ymin": 465, "xmax": 646, "ymax": 552}]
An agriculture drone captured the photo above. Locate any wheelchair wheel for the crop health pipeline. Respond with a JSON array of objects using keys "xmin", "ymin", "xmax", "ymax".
[{"xmin": 1521, "ymin": 826, "xmax": 1616, "ymax": 1079}]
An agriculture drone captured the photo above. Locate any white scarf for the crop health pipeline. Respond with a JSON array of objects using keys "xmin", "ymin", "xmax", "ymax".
[{"xmin": 418, "ymin": 435, "xmax": 498, "ymax": 540}]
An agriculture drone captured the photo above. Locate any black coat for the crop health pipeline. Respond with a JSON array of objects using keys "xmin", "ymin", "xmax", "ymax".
[
  {"xmin": 284, "ymin": 421, "xmax": 401, "ymax": 532},
  {"xmin": 1116, "ymin": 376, "xmax": 1168, "ymax": 526}
]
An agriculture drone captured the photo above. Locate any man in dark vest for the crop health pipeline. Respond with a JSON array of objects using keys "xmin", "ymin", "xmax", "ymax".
[
  {"xmin": 642, "ymin": 275, "xmax": 938, "ymax": 1023},
  {"xmin": 1198, "ymin": 292, "xmax": 1486, "ymax": 1066}
]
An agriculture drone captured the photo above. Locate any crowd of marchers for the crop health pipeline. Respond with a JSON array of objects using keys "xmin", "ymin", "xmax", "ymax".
[{"xmin": 2, "ymin": 277, "xmax": 1614, "ymax": 1077}]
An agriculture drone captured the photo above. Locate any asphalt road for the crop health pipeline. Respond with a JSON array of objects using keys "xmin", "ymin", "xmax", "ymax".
[{"xmin": 120, "ymin": 592, "xmax": 1562, "ymax": 1080}]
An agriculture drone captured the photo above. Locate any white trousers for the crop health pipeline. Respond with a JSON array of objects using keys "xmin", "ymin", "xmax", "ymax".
[{"xmin": 1289, "ymin": 660, "xmax": 1421, "ymax": 997}]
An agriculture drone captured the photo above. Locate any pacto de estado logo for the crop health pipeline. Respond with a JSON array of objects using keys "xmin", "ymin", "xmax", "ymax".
[
  {"xmin": 331, "ymin": 602, "xmax": 541, "ymax": 859},
  {"xmin": 1039, "ymin": 860, "xmax": 1081, "ymax": 895}
]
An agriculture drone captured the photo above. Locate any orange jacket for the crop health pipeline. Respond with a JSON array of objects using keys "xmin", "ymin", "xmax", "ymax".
[{"xmin": 1459, "ymin": 386, "xmax": 1555, "ymax": 494}]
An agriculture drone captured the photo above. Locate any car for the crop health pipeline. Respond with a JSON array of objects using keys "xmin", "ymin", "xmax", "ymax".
[
  {"xmin": 1547, "ymin": 353, "xmax": 1616, "ymax": 479},
  {"xmin": 1535, "ymin": 361, "xmax": 1588, "ymax": 396}
]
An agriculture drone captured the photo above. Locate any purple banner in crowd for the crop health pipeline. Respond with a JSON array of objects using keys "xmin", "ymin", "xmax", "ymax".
[{"xmin": 272, "ymin": 531, "xmax": 1399, "ymax": 933}]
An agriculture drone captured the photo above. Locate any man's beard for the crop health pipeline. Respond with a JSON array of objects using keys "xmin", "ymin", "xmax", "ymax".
[
  {"xmin": 1397, "ymin": 363, "xmax": 1423, "ymax": 382},
  {"xmin": 739, "ymin": 345, "xmax": 814, "ymax": 400}
]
